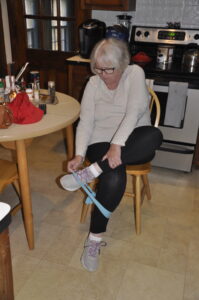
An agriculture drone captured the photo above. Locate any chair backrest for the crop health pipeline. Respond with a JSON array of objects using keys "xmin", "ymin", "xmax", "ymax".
[{"xmin": 148, "ymin": 87, "xmax": 161, "ymax": 128}]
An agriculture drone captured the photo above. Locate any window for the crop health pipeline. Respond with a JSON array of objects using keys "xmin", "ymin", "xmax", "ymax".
[{"xmin": 24, "ymin": 0, "xmax": 75, "ymax": 52}]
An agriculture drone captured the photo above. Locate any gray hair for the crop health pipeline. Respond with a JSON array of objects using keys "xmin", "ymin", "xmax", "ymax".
[{"xmin": 90, "ymin": 38, "xmax": 130, "ymax": 74}]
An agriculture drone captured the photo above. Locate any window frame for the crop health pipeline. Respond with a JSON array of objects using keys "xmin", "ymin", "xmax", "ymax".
[
  {"xmin": 6, "ymin": 0, "xmax": 90, "ymax": 93},
  {"xmin": 23, "ymin": 0, "xmax": 77, "ymax": 52}
]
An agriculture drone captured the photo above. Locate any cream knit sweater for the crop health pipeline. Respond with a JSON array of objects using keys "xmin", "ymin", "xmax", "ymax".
[{"xmin": 75, "ymin": 64, "xmax": 151, "ymax": 158}]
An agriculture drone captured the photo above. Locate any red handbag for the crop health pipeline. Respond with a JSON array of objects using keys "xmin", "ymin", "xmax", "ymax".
[
  {"xmin": 8, "ymin": 92, "xmax": 44, "ymax": 124},
  {"xmin": 0, "ymin": 103, "xmax": 13, "ymax": 129}
]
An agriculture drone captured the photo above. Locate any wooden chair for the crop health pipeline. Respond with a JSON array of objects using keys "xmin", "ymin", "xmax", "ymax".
[
  {"xmin": 125, "ymin": 88, "xmax": 160, "ymax": 234},
  {"xmin": 80, "ymin": 87, "xmax": 161, "ymax": 235},
  {"xmin": 0, "ymin": 159, "xmax": 23, "ymax": 223}
]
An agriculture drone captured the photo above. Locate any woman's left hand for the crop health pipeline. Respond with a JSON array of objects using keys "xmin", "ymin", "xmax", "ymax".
[{"xmin": 102, "ymin": 144, "xmax": 122, "ymax": 168}]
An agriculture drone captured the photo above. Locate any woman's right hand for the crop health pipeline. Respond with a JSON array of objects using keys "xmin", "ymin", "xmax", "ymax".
[{"xmin": 67, "ymin": 155, "xmax": 84, "ymax": 173}]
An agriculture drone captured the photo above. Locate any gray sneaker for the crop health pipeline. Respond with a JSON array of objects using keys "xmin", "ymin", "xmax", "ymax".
[
  {"xmin": 81, "ymin": 238, "xmax": 107, "ymax": 272},
  {"xmin": 60, "ymin": 167, "xmax": 95, "ymax": 192}
]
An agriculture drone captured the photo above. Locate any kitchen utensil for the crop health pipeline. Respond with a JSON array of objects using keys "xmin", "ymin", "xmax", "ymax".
[
  {"xmin": 106, "ymin": 25, "xmax": 129, "ymax": 42},
  {"xmin": 182, "ymin": 44, "xmax": 199, "ymax": 72},
  {"xmin": 132, "ymin": 51, "xmax": 152, "ymax": 63},
  {"xmin": 117, "ymin": 14, "xmax": 132, "ymax": 32},
  {"xmin": 156, "ymin": 45, "xmax": 175, "ymax": 64},
  {"xmin": 79, "ymin": 19, "xmax": 106, "ymax": 58},
  {"xmin": 116, "ymin": 14, "xmax": 132, "ymax": 41}
]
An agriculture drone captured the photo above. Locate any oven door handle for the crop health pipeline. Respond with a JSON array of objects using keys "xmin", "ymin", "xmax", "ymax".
[{"xmin": 159, "ymin": 145, "xmax": 194, "ymax": 154}]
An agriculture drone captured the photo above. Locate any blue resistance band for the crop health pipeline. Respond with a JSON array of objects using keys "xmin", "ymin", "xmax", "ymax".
[{"xmin": 72, "ymin": 172, "xmax": 111, "ymax": 219}]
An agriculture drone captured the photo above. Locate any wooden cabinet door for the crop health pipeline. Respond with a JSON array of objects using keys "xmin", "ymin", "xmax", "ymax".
[
  {"xmin": 67, "ymin": 63, "xmax": 92, "ymax": 102},
  {"xmin": 81, "ymin": 0, "xmax": 136, "ymax": 11}
]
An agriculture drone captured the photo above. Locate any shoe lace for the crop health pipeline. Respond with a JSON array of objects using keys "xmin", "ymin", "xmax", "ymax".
[
  {"xmin": 87, "ymin": 240, "xmax": 107, "ymax": 258},
  {"xmin": 77, "ymin": 168, "xmax": 94, "ymax": 184}
]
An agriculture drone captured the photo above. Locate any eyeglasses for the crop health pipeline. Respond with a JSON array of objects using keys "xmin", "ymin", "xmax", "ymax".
[{"xmin": 94, "ymin": 66, "xmax": 115, "ymax": 74}]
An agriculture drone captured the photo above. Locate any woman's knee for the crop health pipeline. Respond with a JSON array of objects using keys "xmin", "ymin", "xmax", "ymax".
[
  {"xmin": 151, "ymin": 127, "xmax": 163, "ymax": 148},
  {"xmin": 99, "ymin": 165, "xmax": 126, "ymax": 188}
]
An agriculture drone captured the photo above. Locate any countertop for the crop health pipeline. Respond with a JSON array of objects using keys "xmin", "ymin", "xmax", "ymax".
[
  {"xmin": 66, "ymin": 55, "xmax": 199, "ymax": 89},
  {"xmin": 66, "ymin": 55, "xmax": 90, "ymax": 65}
]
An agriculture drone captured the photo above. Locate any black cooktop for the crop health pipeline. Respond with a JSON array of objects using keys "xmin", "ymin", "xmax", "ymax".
[{"xmin": 133, "ymin": 60, "xmax": 199, "ymax": 88}]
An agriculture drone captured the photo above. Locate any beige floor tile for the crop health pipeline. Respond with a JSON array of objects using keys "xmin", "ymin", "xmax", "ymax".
[
  {"xmin": 157, "ymin": 244, "xmax": 187, "ymax": 274},
  {"xmin": 43, "ymin": 226, "xmax": 86, "ymax": 266},
  {"xmin": 12, "ymin": 254, "xmax": 41, "ymax": 295},
  {"xmin": 152, "ymin": 183, "xmax": 195, "ymax": 212},
  {"xmin": 116, "ymin": 261, "xmax": 184, "ymax": 300},
  {"xmin": 15, "ymin": 263, "xmax": 93, "ymax": 300},
  {"xmin": 10, "ymin": 221, "xmax": 63, "ymax": 259},
  {"xmin": 1, "ymin": 131, "xmax": 199, "ymax": 300},
  {"xmin": 167, "ymin": 208, "xmax": 199, "ymax": 228},
  {"xmin": 162, "ymin": 222, "xmax": 193, "ymax": 254},
  {"xmin": 184, "ymin": 240, "xmax": 199, "ymax": 300},
  {"xmin": 120, "ymin": 214, "xmax": 167, "ymax": 248},
  {"xmin": 104, "ymin": 236, "xmax": 160, "ymax": 267},
  {"xmin": 183, "ymin": 273, "xmax": 199, "ymax": 300}
]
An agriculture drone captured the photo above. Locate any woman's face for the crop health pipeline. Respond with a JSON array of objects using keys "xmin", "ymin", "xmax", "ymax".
[{"xmin": 94, "ymin": 62, "xmax": 123, "ymax": 90}]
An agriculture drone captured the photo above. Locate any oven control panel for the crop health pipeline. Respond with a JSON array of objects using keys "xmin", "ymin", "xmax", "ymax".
[{"xmin": 134, "ymin": 27, "xmax": 199, "ymax": 45}]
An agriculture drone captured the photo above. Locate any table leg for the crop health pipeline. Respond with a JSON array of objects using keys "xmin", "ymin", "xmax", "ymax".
[
  {"xmin": 16, "ymin": 140, "xmax": 34, "ymax": 250},
  {"xmin": 65, "ymin": 125, "xmax": 74, "ymax": 161}
]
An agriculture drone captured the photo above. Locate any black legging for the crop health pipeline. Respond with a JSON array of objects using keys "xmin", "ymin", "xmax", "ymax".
[{"xmin": 86, "ymin": 126, "xmax": 163, "ymax": 234}]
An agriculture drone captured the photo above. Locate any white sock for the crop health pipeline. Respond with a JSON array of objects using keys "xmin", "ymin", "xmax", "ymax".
[
  {"xmin": 89, "ymin": 233, "xmax": 102, "ymax": 242},
  {"xmin": 88, "ymin": 163, "xmax": 102, "ymax": 178}
]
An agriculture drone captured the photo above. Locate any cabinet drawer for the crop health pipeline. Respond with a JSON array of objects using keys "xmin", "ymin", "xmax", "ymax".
[{"xmin": 81, "ymin": 0, "xmax": 136, "ymax": 11}]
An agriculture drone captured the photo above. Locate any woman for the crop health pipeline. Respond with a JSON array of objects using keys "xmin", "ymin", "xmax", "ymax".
[{"xmin": 60, "ymin": 38, "xmax": 163, "ymax": 272}]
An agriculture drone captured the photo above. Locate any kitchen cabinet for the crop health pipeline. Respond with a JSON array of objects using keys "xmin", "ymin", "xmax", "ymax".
[
  {"xmin": 80, "ymin": 0, "xmax": 136, "ymax": 11},
  {"xmin": 66, "ymin": 56, "xmax": 92, "ymax": 102}
]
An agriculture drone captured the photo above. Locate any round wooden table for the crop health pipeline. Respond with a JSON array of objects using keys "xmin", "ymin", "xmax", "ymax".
[{"xmin": 0, "ymin": 91, "xmax": 80, "ymax": 249}]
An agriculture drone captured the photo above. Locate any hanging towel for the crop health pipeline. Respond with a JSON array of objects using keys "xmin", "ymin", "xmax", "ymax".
[{"xmin": 164, "ymin": 81, "xmax": 188, "ymax": 128}]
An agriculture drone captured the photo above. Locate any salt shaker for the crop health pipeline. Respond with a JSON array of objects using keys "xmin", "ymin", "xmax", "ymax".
[{"xmin": 48, "ymin": 81, "xmax": 55, "ymax": 103}]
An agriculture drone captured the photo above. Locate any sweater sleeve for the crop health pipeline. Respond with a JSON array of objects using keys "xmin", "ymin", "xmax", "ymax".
[
  {"xmin": 111, "ymin": 65, "xmax": 150, "ymax": 146},
  {"xmin": 75, "ymin": 76, "xmax": 97, "ymax": 158}
]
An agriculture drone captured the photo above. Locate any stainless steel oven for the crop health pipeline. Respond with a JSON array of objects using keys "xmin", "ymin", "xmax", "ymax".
[
  {"xmin": 130, "ymin": 25, "xmax": 199, "ymax": 172},
  {"xmin": 152, "ymin": 83, "xmax": 199, "ymax": 172}
]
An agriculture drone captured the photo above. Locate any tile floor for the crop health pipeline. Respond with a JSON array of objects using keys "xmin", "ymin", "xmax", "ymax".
[{"xmin": 0, "ymin": 130, "xmax": 199, "ymax": 300}]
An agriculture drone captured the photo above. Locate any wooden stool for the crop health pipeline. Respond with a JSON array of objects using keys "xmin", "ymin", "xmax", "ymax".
[{"xmin": 125, "ymin": 162, "xmax": 151, "ymax": 234}]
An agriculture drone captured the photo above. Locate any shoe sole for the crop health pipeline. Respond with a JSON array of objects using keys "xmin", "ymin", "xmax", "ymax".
[
  {"xmin": 60, "ymin": 178, "xmax": 80, "ymax": 192},
  {"xmin": 80, "ymin": 255, "xmax": 97, "ymax": 272}
]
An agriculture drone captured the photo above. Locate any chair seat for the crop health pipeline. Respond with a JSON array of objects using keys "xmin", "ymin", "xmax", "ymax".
[
  {"xmin": 126, "ymin": 162, "xmax": 151, "ymax": 175},
  {"xmin": 0, "ymin": 159, "xmax": 18, "ymax": 192}
]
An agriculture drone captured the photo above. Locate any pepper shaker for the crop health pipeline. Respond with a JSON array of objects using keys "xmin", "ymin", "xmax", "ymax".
[{"xmin": 48, "ymin": 81, "xmax": 55, "ymax": 103}]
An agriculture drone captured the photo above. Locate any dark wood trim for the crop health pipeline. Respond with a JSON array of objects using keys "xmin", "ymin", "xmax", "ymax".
[
  {"xmin": 7, "ymin": 0, "xmax": 27, "ymax": 73},
  {"xmin": 80, "ymin": 0, "xmax": 135, "ymax": 11},
  {"xmin": 6, "ymin": 0, "xmax": 91, "ymax": 93},
  {"xmin": 0, "ymin": 2, "xmax": 7, "ymax": 77}
]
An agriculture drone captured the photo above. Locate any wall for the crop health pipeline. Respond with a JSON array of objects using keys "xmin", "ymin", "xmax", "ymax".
[
  {"xmin": 92, "ymin": 0, "xmax": 199, "ymax": 28},
  {"xmin": 0, "ymin": 0, "xmax": 12, "ymax": 63}
]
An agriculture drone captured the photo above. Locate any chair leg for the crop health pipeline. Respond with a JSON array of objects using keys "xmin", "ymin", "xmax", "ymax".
[
  {"xmin": 12, "ymin": 179, "xmax": 20, "ymax": 196},
  {"xmin": 135, "ymin": 175, "xmax": 141, "ymax": 235},
  {"xmin": 11, "ymin": 179, "xmax": 22, "ymax": 216},
  {"xmin": 80, "ymin": 203, "xmax": 90, "ymax": 223},
  {"xmin": 142, "ymin": 174, "xmax": 151, "ymax": 201}
]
